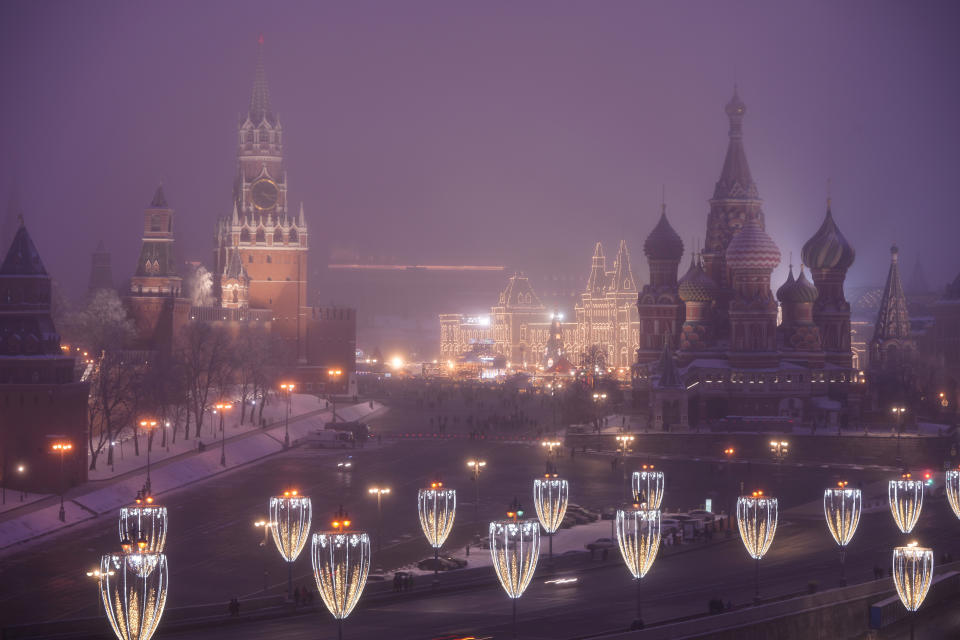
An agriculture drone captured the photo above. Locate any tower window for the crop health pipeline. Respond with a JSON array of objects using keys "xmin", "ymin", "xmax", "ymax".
[
  {"xmin": 150, "ymin": 215, "xmax": 161, "ymax": 232},
  {"xmin": 266, "ymin": 255, "xmax": 272, "ymax": 263},
  {"xmin": 289, "ymin": 228, "xmax": 298, "ymax": 242},
  {"xmin": 274, "ymin": 228, "xmax": 283, "ymax": 243},
  {"xmin": 256, "ymin": 229, "xmax": 266, "ymax": 243},
  {"xmin": 240, "ymin": 228, "xmax": 251, "ymax": 243}
]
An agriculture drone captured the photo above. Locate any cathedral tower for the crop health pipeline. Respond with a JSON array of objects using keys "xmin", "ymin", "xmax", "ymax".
[
  {"xmin": 725, "ymin": 219, "xmax": 781, "ymax": 367},
  {"xmin": 215, "ymin": 37, "xmax": 309, "ymax": 362},
  {"xmin": 869, "ymin": 245, "xmax": 914, "ymax": 370},
  {"xmin": 636, "ymin": 205, "xmax": 684, "ymax": 363}
]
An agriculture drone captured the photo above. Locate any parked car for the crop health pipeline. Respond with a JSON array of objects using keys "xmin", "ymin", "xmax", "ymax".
[
  {"xmin": 585, "ymin": 537, "xmax": 617, "ymax": 551},
  {"xmin": 600, "ymin": 507, "xmax": 617, "ymax": 521},
  {"xmin": 417, "ymin": 556, "xmax": 467, "ymax": 572},
  {"xmin": 336, "ymin": 455, "xmax": 355, "ymax": 471}
]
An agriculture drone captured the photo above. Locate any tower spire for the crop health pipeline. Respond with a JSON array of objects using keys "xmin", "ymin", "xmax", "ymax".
[
  {"xmin": 713, "ymin": 85, "xmax": 758, "ymax": 201},
  {"xmin": 249, "ymin": 35, "xmax": 274, "ymax": 125},
  {"xmin": 872, "ymin": 245, "xmax": 911, "ymax": 342}
]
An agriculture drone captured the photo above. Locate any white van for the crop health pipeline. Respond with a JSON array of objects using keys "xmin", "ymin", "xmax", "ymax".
[{"xmin": 305, "ymin": 429, "xmax": 353, "ymax": 449}]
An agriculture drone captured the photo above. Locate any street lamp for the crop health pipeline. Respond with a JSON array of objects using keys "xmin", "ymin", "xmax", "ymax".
[
  {"xmin": 737, "ymin": 490, "xmax": 778, "ymax": 603},
  {"xmin": 214, "ymin": 403, "xmax": 232, "ymax": 467},
  {"xmin": 254, "ymin": 519, "xmax": 274, "ymax": 593},
  {"xmin": 631, "ymin": 466, "xmax": 664, "ymax": 510},
  {"xmin": 541, "ymin": 440, "xmax": 561, "ymax": 474},
  {"xmin": 490, "ymin": 513, "xmax": 540, "ymax": 639},
  {"xmin": 367, "ymin": 486, "xmax": 391, "ymax": 553},
  {"xmin": 769, "ymin": 440, "xmax": 789, "ymax": 483},
  {"xmin": 892, "ymin": 541, "xmax": 934, "ymax": 640},
  {"xmin": 823, "ymin": 481, "xmax": 861, "ymax": 586},
  {"xmin": 615, "ymin": 506, "xmax": 661, "ymax": 630},
  {"xmin": 311, "ymin": 511, "xmax": 371, "ymax": 640},
  {"xmin": 615, "ymin": 435, "xmax": 635, "ymax": 500},
  {"xmin": 269, "ymin": 489, "xmax": 313, "ymax": 600},
  {"xmin": 280, "ymin": 383, "xmax": 295, "ymax": 448},
  {"xmin": 98, "ymin": 552, "xmax": 168, "ymax": 640},
  {"xmin": 892, "ymin": 406, "xmax": 907, "ymax": 461},
  {"xmin": 467, "ymin": 458, "xmax": 487, "ymax": 524},
  {"xmin": 418, "ymin": 481, "xmax": 456, "ymax": 577},
  {"xmin": 119, "ymin": 497, "xmax": 167, "ymax": 554},
  {"xmin": 139, "ymin": 419, "xmax": 158, "ymax": 493},
  {"xmin": 889, "ymin": 473, "xmax": 924, "ymax": 534},
  {"xmin": 946, "ymin": 467, "xmax": 960, "ymax": 520},
  {"xmin": 533, "ymin": 475, "xmax": 568, "ymax": 563},
  {"xmin": 592, "ymin": 392, "xmax": 608, "ymax": 432},
  {"xmin": 50, "ymin": 441, "xmax": 73, "ymax": 522},
  {"xmin": 85, "ymin": 567, "xmax": 115, "ymax": 614}
]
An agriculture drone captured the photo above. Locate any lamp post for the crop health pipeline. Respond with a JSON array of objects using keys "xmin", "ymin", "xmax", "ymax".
[
  {"xmin": 889, "ymin": 473, "xmax": 924, "ymax": 534},
  {"xmin": 737, "ymin": 490, "xmax": 778, "ymax": 603},
  {"xmin": 367, "ymin": 486, "xmax": 391, "ymax": 553},
  {"xmin": 490, "ymin": 509, "xmax": 539, "ymax": 640},
  {"xmin": 467, "ymin": 458, "xmax": 487, "ymax": 524},
  {"xmin": 947, "ymin": 467, "xmax": 960, "ymax": 520},
  {"xmin": 139, "ymin": 419, "xmax": 158, "ymax": 493},
  {"xmin": 269, "ymin": 489, "xmax": 313, "ymax": 600},
  {"xmin": 892, "ymin": 542, "xmax": 934, "ymax": 640},
  {"xmin": 823, "ymin": 481, "xmax": 861, "ymax": 586},
  {"xmin": 541, "ymin": 440, "xmax": 561, "ymax": 474},
  {"xmin": 51, "ymin": 441, "xmax": 73, "ymax": 522},
  {"xmin": 533, "ymin": 475, "xmax": 568, "ymax": 564},
  {"xmin": 98, "ymin": 553, "xmax": 168, "ymax": 640},
  {"xmin": 615, "ymin": 435, "xmax": 634, "ymax": 500},
  {"xmin": 615, "ymin": 506, "xmax": 661, "ymax": 630},
  {"xmin": 631, "ymin": 465, "xmax": 664, "ymax": 509},
  {"xmin": 724, "ymin": 448, "xmax": 736, "ymax": 520},
  {"xmin": 215, "ymin": 402, "xmax": 232, "ymax": 467},
  {"xmin": 254, "ymin": 519, "xmax": 274, "ymax": 593},
  {"xmin": 280, "ymin": 383, "xmax": 295, "ymax": 448},
  {"xmin": 592, "ymin": 392, "xmax": 608, "ymax": 433},
  {"xmin": 85, "ymin": 567, "xmax": 114, "ymax": 614},
  {"xmin": 311, "ymin": 508, "xmax": 370, "ymax": 640},
  {"xmin": 769, "ymin": 440, "xmax": 789, "ymax": 483},
  {"xmin": 892, "ymin": 406, "xmax": 907, "ymax": 463},
  {"xmin": 418, "ymin": 481, "xmax": 456, "ymax": 579}
]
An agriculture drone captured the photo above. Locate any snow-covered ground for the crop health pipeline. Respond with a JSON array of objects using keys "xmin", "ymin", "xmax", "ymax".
[
  {"xmin": 0, "ymin": 398, "xmax": 382, "ymax": 552},
  {"xmin": 0, "ymin": 491, "xmax": 49, "ymax": 514}
]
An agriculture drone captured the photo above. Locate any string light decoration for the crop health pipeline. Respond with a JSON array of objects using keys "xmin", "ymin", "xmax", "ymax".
[
  {"xmin": 737, "ymin": 491, "xmax": 778, "ymax": 602},
  {"xmin": 823, "ymin": 482, "xmax": 861, "ymax": 585},
  {"xmin": 615, "ymin": 507, "xmax": 661, "ymax": 629},
  {"xmin": 888, "ymin": 476, "xmax": 924, "ymax": 534},
  {"xmin": 99, "ymin": 552, "xmax": 168, "ymax": 640},
  {"xmin": 118, "ymin": 503, "xmax": 168, "ymax": 554},
  {"xmin": 533, "ymin": 475, "xmax": 569, "ymax": 562},
  {"xmin": 631, "ymin": 467, "xmax": 664, "ymax": 509},
  {"xmin": 946, "ymin": 468, "xmax": 960, "ymax": 520},
  {"xmin": 311, "ymin": 518, "xmax": 371, "ymax": 640},
  {"xmin": 893, "ymin": 542, "xmax": 934, "ymax": 639},
  {"xmin": 489, "ymin": 517, "xmax": 540, "ymax": 637},
  {"xmin": 269, "ymin": 490, "xmax": 312, "ymax": 598},
  {"xmin": 417, "ymin": 482, "xmax": 456, "ymax": 574}
]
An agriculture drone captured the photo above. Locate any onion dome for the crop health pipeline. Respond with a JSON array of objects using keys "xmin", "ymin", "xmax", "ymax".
[
  {"xmin": 643, "ymin": 206, "xmax": 684, "ymax": 262},
  {"xmin": 777, "ymin": 265, "xmax": 818, "ymax": 304},
  {"xmin": 801, "ymin": 204, "xmax": 855, "ymax": 271},
  {"xmin": 678, "ymin": 256, "xmax": 717, "ymax": 302},
  {"xmin": 725, "ymin": 219, "xmax": 781, "ymax": 272}
]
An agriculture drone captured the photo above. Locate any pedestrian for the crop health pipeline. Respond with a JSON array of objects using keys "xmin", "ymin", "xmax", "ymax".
[
  {"xmin": 465, "ymin": 543, "xmax": 470, "ymax": 557},
  {"xmin": 393, "ymin": 573, "xmax": 401, "ymax": 593}
]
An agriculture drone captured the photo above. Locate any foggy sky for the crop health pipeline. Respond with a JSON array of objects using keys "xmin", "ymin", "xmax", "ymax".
[{"xmin": 1, "ymin": 0, "xmax": 958, "ymax": 303}]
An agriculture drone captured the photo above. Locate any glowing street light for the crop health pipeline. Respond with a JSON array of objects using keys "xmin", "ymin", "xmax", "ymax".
[
  {"xmin": 533, "ymin": 475, "xmax": 568, "ymax": 562},
  {"xmin": 892, "ymin": 406, "xmax": 907, "ymax": 460},
  {"xmin": 50, "ymin": 440, "xmax": 74, "ymax": 522},
  {"xmin": 367, "ymin": 486, "xmax": 391, "ymax": 553},
  {"xmin": 737, "ymin": 490, "xmax": 778, "ymax": 603},
  {"xmin": 269, "ymin": 489, "xmax": 312, "ymax": 600},
  {"xmin": 311, "ymin": 509, "xmax": 371, "ymax": 640},
  {"xmin": 86, "ymin": 567, "xmax": 115, "ymax": 614},
  {"xmin": 99, "ymin": 552, "xmax": 168, "ymax": 640},
  {"xmin": 946, "ymin": 467, "xmax": 960, "ymax": 520},
  {"xmin": 279, "ymin": 383, "xmax": 295, "ymax": 448},
  {"xmin": 631, "ymin": 466, "xmax": 664, "ymax": 510},
  {"xmin": 254, "ymin": 518, "xmax": 274, "ymax": 593},
  {"xmin": 119, "ymin": 498, "xmax": 168, "ymax": 554},
  {"xmin": 214, "ymin": 402, "xmax": 232, "ymax": 467},
  {"xmin": 615, "ymin": 507, "xmax": 661, "ymax": 630},
  {"xmin": 823, "ymin": 481, "xmax": 861, "ymax": 586},
  {"xmin": 541, "ymin": 440, "xmax": 562, "ymax": 474},
  {"xmin": 467, "ymin": 458, "xmax": 487, "ymax": 524},
  {"xmin": 418, "ymin": 481, "xmax": 456, "ymax": 577},
  {"xmin": 892, "ymin": 542, "xmax": 934, "ymax": 640},
  {"xmin": 138, "ymin": 419, "xmax": 158, "ymax": 493},
  {"xmin": 490, "ymin": 516, "xmax": 540, "ymax": 638},
  {"xmin": 889, "ymin": 474, "xmax": 924, "ymax": 534},
  {"xmin": 615, "ymin": 435, "xmax": 634, "ymax": 500}
]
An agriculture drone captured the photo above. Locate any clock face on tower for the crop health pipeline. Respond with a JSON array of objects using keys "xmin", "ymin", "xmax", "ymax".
[{"xmin": 250, "ymin": 179, "xmax": 279, "ymax": 210}]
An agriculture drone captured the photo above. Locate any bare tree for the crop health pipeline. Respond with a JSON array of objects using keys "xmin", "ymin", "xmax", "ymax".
[{"xmin": 178, "ymin": 323, "xmax": 232, "ymax": 439}]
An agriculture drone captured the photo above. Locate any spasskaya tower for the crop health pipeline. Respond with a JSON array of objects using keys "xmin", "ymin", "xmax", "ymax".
[{"xmin": 215, "ymin": 36, "xmax": 309, "ymax": 362}]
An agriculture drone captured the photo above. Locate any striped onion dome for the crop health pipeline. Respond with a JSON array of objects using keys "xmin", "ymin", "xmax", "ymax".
[
  {"xmin": 678, "ymin": 257, "xmax": 717, "ymax": 302},
  {"xmin": 725, "ymin": 219, "xmax": 781, "ymax": 272},
  {"xmin": 777, "ymin": 265, "xmax": 818, "ymax": 303},
  {"xmin": 801, "ymin": 205, "xmax": 855, "ymax": 271}
]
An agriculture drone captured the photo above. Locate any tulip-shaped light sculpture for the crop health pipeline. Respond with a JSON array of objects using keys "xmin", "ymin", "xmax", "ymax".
[
  {"xmin": 533, "ymin": 475, "xmax": 568, "ymax": 562},
  {"xmin": 418, "ymin": 482, "xmax": 456, "ymax": 576},
  {"xmin": 737, "ymin": 491, "xmax": 778, "ymax": 603},
  {"xmin": 631, "ymin": 468, "xmax": 664, "ymax": 509},
  {"xmin": 892, "ymin": 542, "xmax": 934, "ymax": 640},
  {"xmin": 823, "ymin": 482, "xmax": 861, "ymax": 586},
  {"xmin": 118, "ymin": 503, "xmax": 168, "ymax": 554},
  {"xmin": 615, "ymin": 507, "xmax": 661, "ymax": 629},
  {"xmin": 311, "ymin": 522, "xmax": 371, "ymax": 640},
  {"xmin": 269, "ymin": 490, "xmax": 312, "ymax": 599},
  {"xmin": 490, "ymin": 518, "xmax": 540, "ymax": 639},
  {"xmin": 946, "ymin": 468, "xmax": 960, "ymax": 520},
  {"xmin": 99, "ymin": 552, "xmax": 168, "ymax": 640},
  {"xmin": 889, "ymin": 477, "xmax": 923, "ymax": 534}
]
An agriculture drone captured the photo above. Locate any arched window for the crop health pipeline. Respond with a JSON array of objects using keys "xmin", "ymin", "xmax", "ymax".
[
  {"xmin": 266, "ymin": 255, "xmax": 272, "ymax": 264},
  {"xmin": 240, "ymin": 228, "xmax": 251, "ymax": 243},
  {"xmin": 259, "ymin": 129, "xmax": 270, "ymax": 143},
  {"xmin": 289, "ymin": 228, "xmax": 298, "ymax": 243},
  {"xmin": 256, "ymin": 228, "xmax": 266, "ymax": 243},
  {"xmin": 274, "ymin": 228, "xmax": 283, "ymax": 244}
]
